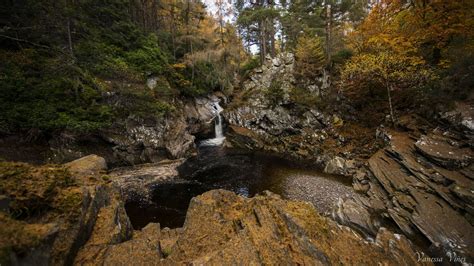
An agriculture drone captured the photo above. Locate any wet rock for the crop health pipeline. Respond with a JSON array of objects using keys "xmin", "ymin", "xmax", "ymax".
[
  {"xmin": 324, "ymin": 156, "xmax": 346, "ymax": 175},
  {"xmin": 163, "ymin": 189, "xmax": 424, "ymax": 265},
  {"xmin": 64, "ymin": 154, "xmax": 107, "ymax": 174},
  {"xmin": 110, "ymin": 159, "xmax": 184, "ymax": 203},
  {"xmin": 184, "ymin": 96, "xmax": 222, "ymax": 136}
]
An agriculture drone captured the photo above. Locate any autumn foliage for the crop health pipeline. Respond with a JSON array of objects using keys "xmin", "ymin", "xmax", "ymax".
[{"xmin": 341, "ymin": 0, "xmax": 474, "ymax": 124}]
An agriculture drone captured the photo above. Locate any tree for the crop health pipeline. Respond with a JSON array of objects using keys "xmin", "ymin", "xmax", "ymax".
[
  {"xmin": 236, "ymin": 0, "xmax": 279, "ymax": 63},
  {"xmin": 341, "ymin": 52, "xmax": 437, "ymax": 124},
  {"xmin": 294, "ymin": 35, "xmax": 325, "ymax": 82}
]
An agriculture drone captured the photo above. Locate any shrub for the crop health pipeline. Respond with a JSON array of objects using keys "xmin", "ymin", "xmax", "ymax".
[{"xmin": 266, "ymin": 79, "xmax": 284, "ymax": 107}]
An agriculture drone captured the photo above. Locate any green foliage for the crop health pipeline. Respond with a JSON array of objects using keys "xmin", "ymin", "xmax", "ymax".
[
  {"xmin": 332, "ymin": 49, "xmax": 354, "ymax": 65},
  {"xmin": 112, "ymin": 86, "xmax": 175, "ymax": 119},
  {"xmin": 125, "ymin": 35, "xmax": 170, "ymax": 74},
  {"xmin": 172, "ymin": 61, "xmax": 219, "ymax": 97},
  {"xmin": 240, "ymin": 57, "xmax": 261, "ymax": 78},
  {"xmin": 289, "ymin": 87, "xmax": 320, "ymax": 110},
  {"xmin": 294, "ymin": 35, "xmax": 326, "ymax": 82},
  {"xmin": 0, "ymin": 50, "xmax": 113, "ymax": 133},
  {"xmin": 280, "ymin": 0, "xmax": 325, "ymax": 49},
  {"xmin": 265, "ymin": 79, "xmax": 284, "ymax": 107}
]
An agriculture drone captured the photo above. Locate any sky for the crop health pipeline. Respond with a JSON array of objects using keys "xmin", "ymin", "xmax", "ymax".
[{"xmin": 203, "ymin": 0, "xmax": 234, "ymax": 22}]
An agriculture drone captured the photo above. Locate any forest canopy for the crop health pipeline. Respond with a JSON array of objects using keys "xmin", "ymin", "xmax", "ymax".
[{"xmin": 1, "ymin": 0, "xmax": 473, "ymax": 134}]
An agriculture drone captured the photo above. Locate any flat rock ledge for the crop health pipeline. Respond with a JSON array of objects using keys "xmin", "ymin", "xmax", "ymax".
[{"xmin": 110, "ymin": 159, "xmax": 184, "ymax": 203}]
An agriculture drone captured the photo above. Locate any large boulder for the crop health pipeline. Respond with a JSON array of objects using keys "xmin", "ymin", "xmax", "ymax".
[
  {"xmin": 164, "ymin": 190, "xmax": 424, "ymax": 265},
  {"xmin": 110, "ymin": 159, "xmax": 183, "ymax": 203},
  {"xmin": 65, "ymin": 154, "xmax": 107, "ymax": 175},
  {"xmin": 323, "ymin": 156, "xmax": 356, "ymax": 176}
]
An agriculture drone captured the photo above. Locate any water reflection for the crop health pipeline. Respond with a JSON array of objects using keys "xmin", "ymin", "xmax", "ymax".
[{"xmin": 125, "ymin": 148, "xmax": 354, "ymax": 229}]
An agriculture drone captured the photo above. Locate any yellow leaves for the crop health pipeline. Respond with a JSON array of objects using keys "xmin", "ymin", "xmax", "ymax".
[
  {"xmin": 341, "ymin": 49, "xmax": 437, "ymax": 94},
  {"xmin": 294, "ymin": 35, "xmax": 326, "ymax": 81},
  {"xmin": 172, "ymin": 63, "xmax": 186, "ymax": 69},
  {"xmin": 350, "ymin": 0, "xmax": 473, "ymax": 63}
]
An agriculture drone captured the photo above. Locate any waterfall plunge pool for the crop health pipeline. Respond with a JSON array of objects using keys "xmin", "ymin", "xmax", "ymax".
[
  {"xmin": 198, "ymin": 101, "xmax": 226, "ymax": 147},
  {"xmin": 125, "ymin": 147, "xmax": 355, "ymax": 230}
]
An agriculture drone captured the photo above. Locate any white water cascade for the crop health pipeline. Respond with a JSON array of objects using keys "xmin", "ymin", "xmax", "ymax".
[{"xmin": 200, "ymin": 101, "xmax": 226, "ymax": 146}]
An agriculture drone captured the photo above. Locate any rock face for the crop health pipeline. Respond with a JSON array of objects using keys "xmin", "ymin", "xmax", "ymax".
[
  {"xmin": 67, "ymin": 189, "xmax": 428, "ymax": 265},
  {"xmin": 99, "ymin": 95, "xmax": 227, "ymax": 165},
  {"xmin": 334, "ymin": 130, "xmax": 474, "ymax": 262},
  {"xmin": 223, "ymin": 53, "xmax": 353, "ymax": 168},
  {"xmin": 101, "ymin": 113, "xmax": 195, "ymax": 165},
  {"xmin": 164, "ymin": 190, "xmax": 424, "ymax": 265},
  {"xmin": 184, "ymin": 96, "xmax": 225, "ymax": 138}
]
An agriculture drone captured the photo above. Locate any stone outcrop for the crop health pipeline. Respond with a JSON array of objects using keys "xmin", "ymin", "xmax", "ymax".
[
  {"xmin": 0, "ymin": 159, "xmax": 132, "ymax": 266},
  {"xmin": 334, "ymin": 130, "xmax": 474, "ymax": 262},
  {"xmin": 223, "ymin": 53, "xmax": 354, "ymax": 168},
  {"xmin": 164, "ymin": 190, "xmax": 424, "ymax": 265},
  {"xmin": 323, "ymin": 156, "xmax": 357, "ymax": 176},
  {"xmin": 101, "ymin": 114, "xmax": 195, "ymax": 165},
  {"xmin": 57, "ymin": 189, "xmax": 429, "ymax": 265}
]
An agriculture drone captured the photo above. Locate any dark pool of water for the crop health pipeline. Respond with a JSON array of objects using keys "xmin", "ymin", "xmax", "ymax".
[{"xmin": 125, "ymin": 147, "xmax": 354, "ymax": 229}]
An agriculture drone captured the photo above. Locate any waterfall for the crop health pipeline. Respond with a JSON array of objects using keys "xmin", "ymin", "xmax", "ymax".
[{"xmin": 200, "ymin": 101, "xmax": 226, "ymax": 146}]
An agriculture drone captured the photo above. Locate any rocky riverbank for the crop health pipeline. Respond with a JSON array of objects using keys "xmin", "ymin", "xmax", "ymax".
[
  {"xmin": 0, "ymin": 155, "xmax": 428, "ymax": 265},
  {"xmin": 334, "ymin": 102, "xmax": 474, "ymax": 262}
]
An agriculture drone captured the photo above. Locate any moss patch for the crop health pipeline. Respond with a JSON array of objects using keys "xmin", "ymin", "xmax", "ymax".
[
  {"xmin": 0, "ymin": 213, "xmax": 44, "ymax": 265},
  {"xmin": 0, "ymin": 162, "xmax": 79, "ymax": 220},
  {"xmin": 0, "ymin": 162, "xmax": 88, "ymax": 263}
]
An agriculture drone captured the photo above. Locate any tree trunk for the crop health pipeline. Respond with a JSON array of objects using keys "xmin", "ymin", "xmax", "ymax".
[
  {"xmin": 386, "ymin": 82, "xmax": 395, "ymax": 125},
  {"xmin": 67, "ymin": 19, "xmax": 74, "ymax": 57},
  {"xmin": 325, "ymin": 3, "xmax": 332, "ymax": 65}
]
